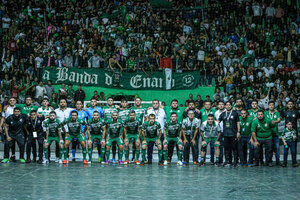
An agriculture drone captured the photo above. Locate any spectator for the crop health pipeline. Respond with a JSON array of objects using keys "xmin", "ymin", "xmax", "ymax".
[{"xmin": 74, "ymin": 85, "xmax": 85, "ymax": 103}]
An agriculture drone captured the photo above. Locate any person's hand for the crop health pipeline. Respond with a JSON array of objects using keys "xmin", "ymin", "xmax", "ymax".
[
  {"xmin": 195, "ymin": 109, "xmax": 200, "ymax": 113},
  {"xmin": 215, "ymin": 141, "xmax": 220, "ymax": 146},
  {"xmin": 136, "ymin": 139, "xmax": 140, "ymax": 145},
  {"xmin": 191, "ymin": 139, "xmax": 195, "ymax": 145},
  {"xmin": 44, "ymin": 139, "xmax": 47, "ymax": 143},
  {"xmin": 271, "ymin": 120, "xmax": 276, "ymax": 125},
  {"xmin": 60, "ymin": 140, "xmax": 64, "ymax": 144},
  {"xmin": 148, "ymin": 107, "xmax": 153, "ymax": 110},
  {"xmin": 293, "ymin": 136, "xmax": 297, "ymax": 141},
  {"xmin": 7, "ymin": 136, "xmax": 12, "ymax": 141},
  {"xmin": 237, "ymin": 132, "xmax": 241, "ymax": 140},
  {"xmin": 88, "ymin": 139, "xmax": 92, "ymax": 144},
  {"xmin": 124, "ymin": 138, "xmax": 128, "ymax": 143},
  {"xmin": 184, "ymin": 107, "xmax": 189, "ymax": 111},
  {"xmin": 254, "ymin": 141, "xmax": 259, "ymax": 148},
  {"xmin": 283, "ymin": 142, "xmax": 287, "ymax": 146}
]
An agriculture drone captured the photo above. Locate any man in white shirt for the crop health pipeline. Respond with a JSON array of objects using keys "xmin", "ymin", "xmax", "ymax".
[
  {"xmin": 215, "ymin": 101, "xmax": 226, "ymax": 164},
  {"xmin": 35, "ymin": 53, "xmax": 43, "ymax": 80},
  {"xmin": 147, "ymin": 99, "xmax": 166, "ymax": 162},
  {"xmin": 35, "ymin": 81, "xmax": 46, "ymax": 100}
]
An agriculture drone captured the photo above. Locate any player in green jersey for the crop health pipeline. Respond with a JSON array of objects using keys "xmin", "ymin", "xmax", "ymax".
[
  {"xmin": 199, "ymin": 114, "xmax": 221, "ymax": 166},
  {"xmin": 103, "ymin": 112, "xmax": 124, "ymax": 164},
  {"xmin": 200, "ymin": 101, "xmax": 216, "ymax": 122},
  {"xmin": 103, "ymin": 97, "xmax": 119, "ymax": 163},
  {"xmin": 163, "ymin": 112, "xmax": 183, "ymax": 166},
  {"xmin": 130, "ymin": 97, "xmax": 146, "ymax": 161},
  {"xmin": 16, "ymin": 96, "xmax": 39, "ymax": 116},
  {"xmin": 123, "ymin": 110, "xmax": 142, "ymax": 165},
  {"xmin": 141, "ymin": 114, "xmax": 163, "ymax": 165},
  {"xmin": 248, "ymin": 100, "xmax": 259, "ymax": 119},
  {"xmin": 61, "ymin": 111, "xmax": 88, "ymax": 164},
  {"xmin": 87, "ymin": 111, "xmax": 106, "ymax": 164},
  {"xmin": 119, "ymin": 99, "xmax": 130, "ymax": 122},
  {"xmin": 37, "ymin": 98, "xmax": 53, "ymax": 118},
  {"xmin": 42, "ymin": 111, "xmax": 64, "ymax": 164}
]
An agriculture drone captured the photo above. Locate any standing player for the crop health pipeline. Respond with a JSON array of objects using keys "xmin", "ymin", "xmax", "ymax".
[
  {"xmin": 16, "ymin": 96, "xmax": 39, "ymax": 116},
  {"xmin": 238, "ymin": 109, "xmax": 254, "ymax": 166},
  {"xmin": 86, "ymin": 111, "xmax": 106, "ymax": 163},
  {"xmin": 123, "ymin": 111, "xmax": 142, "ymax": 165},
  {"xmin": 141, "ymin": 114, "xmax": 163, "ymax": 165},
  {"xmin": 265, "ymin": 101, "xmax": 281, "ymax": 166},
  {"xmin": 164, "ymin": 99, "xmax": 185, "ymax": 163},
  {"xmin": 42, "ymin": 111, "xmax": 64, "ymax": 164},
  {"xmin": 37, "ymin": 98, "xmax": 53, "ymax": 118},
  {"xmin": 103, "ymin": 112, "xmax": 124, "ymax": 164},
  {"xmin": 215, "ymin": 101, "xmax": 226, "ymax": 164},
  {"xmin": 61, "ymin": 111, "xmax": 88, "ymax": 164},
  {"xmin": 200, "ymin": 101, "xmax": 216, "ymax": 122},
  {"xmin": 131, "ymin": 97, "xmax": 146, "ymax": 161},
  {"xmin": 251, "ymin": 110, "xmax": 276, "ymax": 167},
  {"xmin": 182, "ymin": 110, "xmax": 201, "ymax": 165},
  {"xmin": 163, "ymin": 112, "xmax": 183, "ymax": 166},
  {"xmin": 119, "ymin": 99, "xmax": 130, "ymax": 122},
  {"xmin": 199, "ymin": 114, "xmax": 221, "ymax": 166},
  {"xmin": 103, "ymin": 97, "xmax": 119, "ymax": 163}
]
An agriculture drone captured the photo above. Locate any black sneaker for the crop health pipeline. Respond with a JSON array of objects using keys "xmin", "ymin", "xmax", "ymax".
[
  {"xmin": 199, "ymin": 161, "xmax": 204, "ymax": 166},
  {"xmin": 276, "ymin": 162, "xmax": 282, "ymax": 166},
  {"xmin": 147, "ymin": 160, "xmax": 152, "ymax": 165},
  {"xmin": 140, "ymin": 161, "xmax": 145, "ymax": 165},
  {"xmin": 268, "ymin": 163, "xmax": 273, "ymax": 167},
  {"xmin": 282, "ymin": 163, "xmax": 287, "ymax": 167},
  {"xmin": 38, "ymin": 159, "xmax": 43, "ymax": 164},
  {"xmin": 10, "ymin": 156, "xmax": 16, "ymax": 162},
  {"xmin": 25, "ymin": 158, "xmax": 31, "ymax": 163},
  {"xmin": 32, "ymin": 158, "xmax": 37, "ymax": 163},
  {"xmin": 292, "ymin": 163, "xmax": 298, "ymax": 168}
]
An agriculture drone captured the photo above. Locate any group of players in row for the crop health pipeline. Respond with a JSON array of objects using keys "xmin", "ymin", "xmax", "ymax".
[{"xmin": 0, "ymin": 95, "xmax": 299, "ymax": 167}]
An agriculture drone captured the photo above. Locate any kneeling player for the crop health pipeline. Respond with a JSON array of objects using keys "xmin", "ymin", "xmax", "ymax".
[
  {"xmin": 104, "ymin": 112, "xmax": 124, "ymax": 164},
  {"xmin": 62, "ymin": 111, "xmax": 88, "ymax": 164},
  {"xmin": 163, "ymin": 112, "xmax": 183, "ymax": 166},
  {"xmin": 43, "ymin": 111, "xmax": 64, "ymax": 164},
  {"xmin": 199, "ymin": 114, "xmax": 221, "ymax": 166},
  {"xmin": 87, "ymin": 111, "xmax": 106, "ymax": 164},
  {"xmin": 141, "ymin": 114, "xmax": 163, "ymax": 165},
  {"xmin": 124, "ymin": 111, "xmax": 142, "ymax": 165}
]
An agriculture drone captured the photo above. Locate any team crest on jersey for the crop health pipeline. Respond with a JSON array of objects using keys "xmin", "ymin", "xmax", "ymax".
[
  {"xmin": 265, "ymin": 124, "xmax": 267, "ymax": 127},
  {"xmin": 274, "ymin": 115, "xmax": 277, "ymax": 118},
  {"xmin": 246, "ymin": 123, "xmax": 249, "ymax": 126},
  {"xmin": 293, "ymin": 114, "xmax": 295, "ymax": 117},
  {"xmin": 20, "ymin": 118, "xmax": 23, "ymax": 122},
  {"xmin": 231, "ymin": 116, "xmax": 234, "ymax": 119}
]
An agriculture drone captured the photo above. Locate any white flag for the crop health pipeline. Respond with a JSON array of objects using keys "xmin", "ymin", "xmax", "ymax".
[{"xmin": 165, "ymin": 68, "xmax": 172, "ymax": 90}]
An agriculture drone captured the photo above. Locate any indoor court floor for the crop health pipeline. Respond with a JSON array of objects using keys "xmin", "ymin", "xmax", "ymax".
[{"xmin": 0, "ymin": 159, "xmax": 299, "ymax": 200}]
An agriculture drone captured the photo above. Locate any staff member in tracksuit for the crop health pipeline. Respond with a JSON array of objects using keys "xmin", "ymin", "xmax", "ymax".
[
  {"xmin": 25, "ymin": 110, "xmax": 45, "ymax": 164},
  {"xmin": 2, "ymin": 107, "xmax": 28, "ymax": 163}
]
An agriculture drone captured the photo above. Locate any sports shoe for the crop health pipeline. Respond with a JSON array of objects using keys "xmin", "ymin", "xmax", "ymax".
[
  {"xmin": 268, "ymin": 163, "xmax": 273, "ymax": 167},
  {"xmin": 105, "ymin": 160, "xmax": 110, "ymax": 164},
  {"xmin": 119, "ymin": 160, "xmax": 124, "ymax": 165},
  {"xmin": 101, "ymin": 161, "xmax": 106, "ymax": 164},
  {"xmin": 83, "ymin": 160, "xmax": 88, "ymax": 165},
  {"xmin": 25, "ymin": 158, "xmax": 31, "ymax": 163},
  {"xmin": 140, "ymin": 161, "xmax": 145, "ymax": 165},
  {"xmin": 59, "ymin": 159, "xmax": 63, "ymax": 164},
  {"xmin": 43, "ymin": 159, "xmax": 49, "ymax": 164},
  {"xmin": 1, "ymin": 158, "xmax": 10, "ymax": 163},
  {"xmin": 88, "ymin": 159, "xmax": 92, "ymax": 164},
  {"xmin": 159, "ymin": 161, "xmax": 164, "ymax": 166},
  {"xmin": 55, "ymin": 158, "xmax": 59, "ymax": 163},
  {"xmin": 98, "ymin": 157, "xmax": 101, "ymax": 163},
  {"xmin": 63, "ymin": 160, "xmax": 68, "ymax": 164},
  {"xmin": 292, "ymin": 163, "xmax": 298, "ymax": 168},
  {"xmin": 38, "ymin": 159, "xmax": 43, "ymax": 164},
  {"xmin": 20, "ymin": 159, "xmax": 26, "ymax": 163},
  {"xmin": 10, "ymin": 156, "xmax": 16, "ymax": 162},
  {"xmin": 167, "ymin": 158, "xmax": 171, "ymax": 164},
  {"xmin": 183, "ymin": 161, "xmax": 188, "ymax": 165},
  {"xmin": 282, "ymin": 163, "xmax": 287, "ymax": 167},
  {"xmin": 112, "ymin": 158, "xmax": 116, "ymax": 164},
  {"xmin": 163, "ymin": 160, "xmax": 168, "ymax": 166},
  {"xmin": 177, "ymin": 161, "xmax": 183, "ymax": 166},
  {"xmin": 199, "ymin": 161, "xmax": 204, "ymax": 166},
  {"xmin": 135, "ymin": 160, "xmax": 140, "ymax": 165},
  {"xmin": 124, "ymin": 160, "xmax": 129, "ymax": 165}
]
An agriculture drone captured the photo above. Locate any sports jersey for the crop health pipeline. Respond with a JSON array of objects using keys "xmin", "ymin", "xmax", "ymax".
[
  {"xmin": 37, "ymin": 107, "xmax": 52, "ymax": 117},
  {"xmin": 164, "ymin": 106, "xmax": 185, "ymax": 122},
  {"xmin": 88, "ymin": 118, "xmax": 105, "ymax": 135},
  {"xmin": 248, "ymin": 108, "xmax": 259, "ymax": 119},
  {"xmin": 164, "ymin": 121, "xmax": 181, "ymax": 137},
  {"xmin": 5, "ymin": 114, "xmax": 28, "ymax": 136},
  {"xmin": 251, "ymin": 118, "xmax": 276, "ymax": 140},
  {"xmin": 200, "ymin": 121, "xmax": 221, "ymax": 138},
  {"xmin": 103, "ymin": 106, "xmax": 118, "ymax": 121},
  {"xmin": 182, "ymin": 117, "xmax": 201, "ymax": 136},
  {"xmin": 106, "ymin": 119, "xmax": 124, "ymax": 139},
  {"xmin": 142, "ymin": 121, "xmax": 161, "ymax": 138},
  {"xmin": 281, "ymin": 128, "xmax": 297, "ymax": 142},
  {"xmin": 131, "ymin": 106, "xmax": 146, "ymax": 121},
  {"xmin": 42, "ymin": 118, "xmax": 61, "ymax": 137},
  {"xmin": 264, "ymin": 110, "xmax": 280, "ymax": 136},
  {"xmin": 16, "ymin": 104, "xmax": 39, "ymax": 116},
  {"xmin": 119, "ymin": 108, "xmax": 130, "ymax": 122},
  {"xmin": 200, "ymin": 108, "xmax": 216, "ymax": 121},
  {"xmin": 62, "ymin": 118, "xmax": 86, "ymax": 136},
  {"xmin": 86, "ymin": 106, "xmax": 104, "ymax": 119},
  {"xmin": 124, "ymin": 118, "xmax": 141, "ymax": 135},
  {"xmin": 239, "ymin": 116, "xmax": 253, "ymax": 136}
]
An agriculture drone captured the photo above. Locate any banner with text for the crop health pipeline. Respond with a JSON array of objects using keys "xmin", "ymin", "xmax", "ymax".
[{"xmin": 42, "ymin": 67, "xmax": 199, "ymax": 90}]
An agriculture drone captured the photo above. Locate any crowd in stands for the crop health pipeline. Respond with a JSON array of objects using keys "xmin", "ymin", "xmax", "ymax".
[{"xmin": 0, "ymin": 0, "xmax": 299, "ymax": 108}]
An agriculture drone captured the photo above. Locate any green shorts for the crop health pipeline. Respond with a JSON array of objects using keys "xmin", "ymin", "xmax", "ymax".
[
  {"xmin": 46, "ymin": 136, "xmax": 63, "ymax": 145},
  {"xmin": 164, "ymin": 137, "xmax": 182, "ymax": 145},
  {"xmin": 127, "ymin": 134, "xmax": 139, "ymax": 143},
  {"xmin": 203, "ymin": 137, "xmax": 219, "ymax": 147},
  {"xmin": 66, "ymin": 134, "xmax": 85, "ymax": 142},
  {"xmin": 144, "ymin": 137, "xmax": 161, "ymax": 145},
  {"xmin": 106, "ymin": 137, "xmax": 124, "ymax": 146},
  {"xmin": 91, "ymin": 134, "xmax": 102, "ymax": 142}
]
